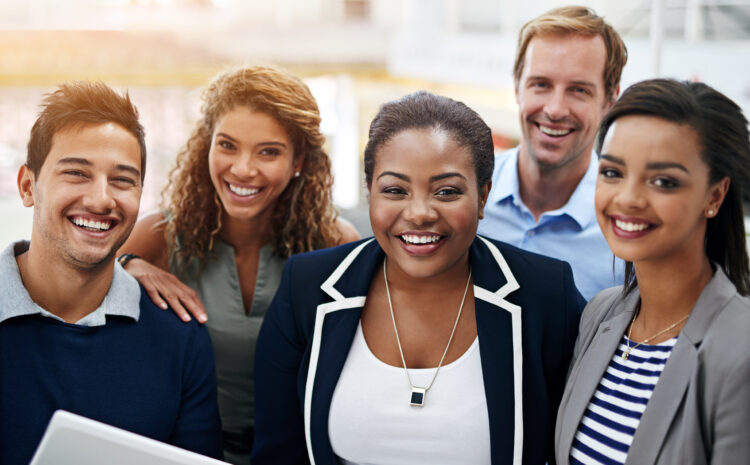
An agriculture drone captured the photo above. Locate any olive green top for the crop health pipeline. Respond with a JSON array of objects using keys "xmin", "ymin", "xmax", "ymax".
[{"xmin": 171, "ymin": 239, "xmax": 286, "ymax": 434}]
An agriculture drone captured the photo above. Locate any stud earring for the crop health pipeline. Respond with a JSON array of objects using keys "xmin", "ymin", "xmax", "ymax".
[
  {"xmin": 707, "ymin": 209, "xmax": 715, "ymax": 217},
  {"xmin": 294, "ymin": 171, "xmax": 301, "ymax": 178}
]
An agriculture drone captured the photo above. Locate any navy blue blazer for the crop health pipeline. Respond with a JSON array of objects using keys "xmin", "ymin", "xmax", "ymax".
[{"xmin": 253, "ymin": 236, "xmax": 584, "ymax": 465}]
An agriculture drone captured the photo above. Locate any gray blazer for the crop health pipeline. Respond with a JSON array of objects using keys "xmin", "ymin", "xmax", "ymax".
[{"xmin": 555, "ymin": 268, "xmax": 750, "ymax": 465}]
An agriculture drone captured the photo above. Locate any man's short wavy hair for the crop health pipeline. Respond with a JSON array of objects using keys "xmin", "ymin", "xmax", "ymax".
[{"xmin": 27, "ymin": 81, "xmax": 146, "ymax": 181}]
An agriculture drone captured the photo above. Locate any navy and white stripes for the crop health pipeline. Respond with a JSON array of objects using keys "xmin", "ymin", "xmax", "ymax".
[{"xmin": 570, "ymin": 335, "xmax": 677, "ymax": 465}]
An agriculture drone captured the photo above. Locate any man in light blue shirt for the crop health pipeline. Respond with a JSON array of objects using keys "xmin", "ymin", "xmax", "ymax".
[{"xmin": 478, "ymin": 6, "xmax": 628, "ymax": 300}]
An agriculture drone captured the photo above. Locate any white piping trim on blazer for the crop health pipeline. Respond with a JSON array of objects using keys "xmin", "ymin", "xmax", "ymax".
[
  {"xmin": 475, "ymin": 236, "xmax": 523, "ymax": 465},
  {"xmin": 304, "ymin": 238, "xmax": 374, "ymax": 465}
]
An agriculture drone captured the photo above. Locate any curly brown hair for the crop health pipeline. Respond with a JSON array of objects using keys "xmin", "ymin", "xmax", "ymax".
[{"xmin": 163, "ymin": 66, "xmax": 341, "ymax": 272}]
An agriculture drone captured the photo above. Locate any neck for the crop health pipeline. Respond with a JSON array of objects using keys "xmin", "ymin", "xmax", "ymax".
[
  {"xmin": 517, "ymin": 145, "xmax": 591, "ymax": 220},
  {"xmin": 17, "ymin": 242, "xmax": 114, "ymax": 323},
  {"xmin": 219, "ymin": 210, "xmax": 272, "ymax": 254},
  {"xmin": 634, "ymin": 252, "xmax": 714, "ymax": 328},
  {"xmin": 384, "ymin": 254, "xmax": 472, "ymax": 298}
]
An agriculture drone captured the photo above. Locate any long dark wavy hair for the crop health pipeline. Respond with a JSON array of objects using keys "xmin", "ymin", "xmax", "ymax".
[{"xmin": 596, "ymin": 79, "xmax": 750, "ymax": 296}]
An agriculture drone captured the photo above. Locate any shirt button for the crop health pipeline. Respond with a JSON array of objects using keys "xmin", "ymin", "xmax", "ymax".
[{"xmin": 527, "ymin": 230, "xmax": 535, "ymax": 237}]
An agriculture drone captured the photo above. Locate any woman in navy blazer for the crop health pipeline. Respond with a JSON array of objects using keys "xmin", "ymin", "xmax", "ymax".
[
  {"xmin": 555, "ymin": 80, "xmax": 750, "ymax": 464},
  {"xmin": 253, "ymin": 92, "xmax": 585, "ymax": 465}
]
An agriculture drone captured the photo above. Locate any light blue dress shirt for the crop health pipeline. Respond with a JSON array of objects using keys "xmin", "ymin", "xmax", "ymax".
[{"xmin": 478, "ymin": 147, "xmax": 624, "ymax": 300}]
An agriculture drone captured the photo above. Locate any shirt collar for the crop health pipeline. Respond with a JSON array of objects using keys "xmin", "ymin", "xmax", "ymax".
[
  {"xmin": 490, "ymin": 146, "xmax": 598, "ymax": 229},
  {"xmin": 0, "ymin": 240, "xmax": 141, "ymax": 325},
  {"xmin": 489, "ymin": 146, "xmax": 522, "ymax": 206},
  {"xmin": 556, "ymin": 152, "xmax": 598, "ymax": 228}
]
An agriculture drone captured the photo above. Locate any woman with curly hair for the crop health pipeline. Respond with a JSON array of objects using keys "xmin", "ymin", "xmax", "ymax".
[{"xmin": 118, "ymin": 65, "xmax": 359, "ymax": 464}]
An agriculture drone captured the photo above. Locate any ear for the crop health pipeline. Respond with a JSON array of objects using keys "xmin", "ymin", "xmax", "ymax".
[
  {"xmin": 293, "ymin": 151, "xmax": 306, "ymax": 174},
  {"xmin": 17, "ymin": 165, "xmax": 35, "ymax": 208},
  {"xmin": 478, "ymin": 181, "xmax": 491, "ymax": 220},
  {"xmin": 514, "ymin": 79, "xmax": 520, "ymax": 105},
  {"xmin": 705, "ymin": 176, "xmax": 730, "ymax": 218},
  {"xmin": 604, "ymin": 84, "xmax": 621, "ymax": 111}
]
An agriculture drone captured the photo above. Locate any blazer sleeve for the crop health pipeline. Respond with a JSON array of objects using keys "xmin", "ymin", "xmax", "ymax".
[
  {"xmin": 711, "ymin": 350, "xmax": 750, "ymax": 464},
  {"xmin": 169, "ymin": 323, "xmax": 223, "ymax": 459},
  {"xmin": 252, "ymin": 258, "xmax": 311, "ymax": 465},
  {"xmin": 546, "ymin": 261, "xmax": 586, "ymax": 465}
]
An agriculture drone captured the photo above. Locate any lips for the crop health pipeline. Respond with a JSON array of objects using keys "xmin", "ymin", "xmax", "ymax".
[
  {"xmin": 610, "ymin": 215, "xmax": 656, "ymax": 239},
  {"xmin": 69, "ymin": 215, "xmax": 116, "ymax": 233},
  {"xmin": 227, "ymin": 182, "xmax": 261, "ymax": 197},
  {"xmin": 397, "ymin": 232, "xmax": 445, "ymax": 256},
  {"xmin": 538, "ymin": 124, "xmax": 573, "ymax": 137}
]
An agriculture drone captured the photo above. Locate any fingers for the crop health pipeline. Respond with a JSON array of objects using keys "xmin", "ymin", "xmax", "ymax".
[
  {"xmin": 143, "ymin": 283, "xmax": 169, "ymax": 310},
  {"xmin": 162, "ymin": 293, "xmax": 194, "ymax": 323},
  {"xmin": 125, "ymin": 259, "xmax": 208, "ymax": 323}
]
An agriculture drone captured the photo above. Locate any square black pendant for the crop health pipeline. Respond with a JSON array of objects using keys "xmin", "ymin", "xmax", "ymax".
[{"xmin": 410, "ymin": 387, "xmax": 426, "ymax": 407}]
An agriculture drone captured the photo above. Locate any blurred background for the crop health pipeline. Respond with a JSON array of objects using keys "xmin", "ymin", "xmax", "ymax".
[{"xmin": 2, "ymin": 0, "xmax": 750, "ymax": 243}]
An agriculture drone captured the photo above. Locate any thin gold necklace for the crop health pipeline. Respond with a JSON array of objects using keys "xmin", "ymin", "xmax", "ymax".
[
  {"xmin": 383, "ymin": 258, "xmax": 472, "ymax": 407},
  {"xmin": 622, "ymin": 305, "xmax": 689, "ymax": 360}
]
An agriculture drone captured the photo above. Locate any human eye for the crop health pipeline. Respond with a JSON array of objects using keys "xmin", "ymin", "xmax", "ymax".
[
  {"xmin": 435, "ymin": 186, "xmax": 462, "ymax": 200},
  {"xmin": 381, "ymin": 185, "xmax": 407, "ymax": 197},
  {"xmin": 63, "ymin": 169, "xmax": 87, "ymax": 179},
  {"xmin": 651, "ymin": 176, "xmax": 680, "ymax": 190},
  {"xmin": 112, "ymin": 176, "xmax": 138, "ymax": 188},
  {"xmin": 529, "ymin": 80, "xmax": 549, "ymax": 90},
  {"xmin": 259, "ymin": 147, "xmax": 281, "ymax": 157},
  {"xmin": 217, "ymin": 139, "xmax": 236, "ymax": 151},
  {"xmin": 598, "ymin": 165, "xmax": 622, "ymax": 180}
]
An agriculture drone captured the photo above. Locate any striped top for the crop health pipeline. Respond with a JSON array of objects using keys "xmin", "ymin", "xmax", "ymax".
[{"xmin": 570, "ymin": 334, "xmax": 678, "ymax": 465}]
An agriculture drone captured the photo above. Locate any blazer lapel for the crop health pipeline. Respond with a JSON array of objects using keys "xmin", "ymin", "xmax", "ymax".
[
  {"xmin": 625, "ymin": 339, "xmax": 695, "ymax": 465},
  {"xmin": 626, "ymin": 268, "xmax": 736, "ymax": 464},
  {"xmin": 472, "ymin": 237, "xmax": 524, "ymax": 465},
  {"xmin": 558, "ymin": 292, "xmax": 638, "ymax": 459},
  {"xmin": 304, "ymin": 239, "xmax": 381, "ymax": 465}
]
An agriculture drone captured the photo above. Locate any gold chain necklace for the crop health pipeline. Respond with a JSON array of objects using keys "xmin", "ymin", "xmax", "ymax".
[
  {"xmin": 383, "ymin": 258, "xmax": 472, "ymax": 407},
  {"xmin": 622, "ymin": 306, "xmax": 689, "ymax": 360}
]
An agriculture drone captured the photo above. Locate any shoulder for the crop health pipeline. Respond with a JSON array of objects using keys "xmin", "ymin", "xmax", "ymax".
[
  {"xmin": 580, "ymin": 286, "xmax": 627, "ymax": 330},
  {"xmin": 474, "ymin": 236, "xmax": 586, "ymax": 315},
  {"xmin": 477, "ymin": 234, "xmax": 574, "ymax": 278},
  {"xmin": 287, "ymin": 237, "xmax": 374, "ymax": 272},
  {"xmin": 698, "ymin": 293, "xmax": 750, "ymax": 372},
  {"xmin": 118, "ymin": 210, "xmax": 169, "ymax": 268},
  {"xmin": 335, "ymin": 217, "xmax": 361, "ymax": 245},
  {"xmin": 136, "ymin": 286, "xmax": 211, "ymax": 345}
]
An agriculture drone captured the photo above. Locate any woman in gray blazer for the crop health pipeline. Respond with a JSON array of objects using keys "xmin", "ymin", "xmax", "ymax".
[{"xmin": 555, "ymin": 79, "xmax": 750, "ymax": 465}]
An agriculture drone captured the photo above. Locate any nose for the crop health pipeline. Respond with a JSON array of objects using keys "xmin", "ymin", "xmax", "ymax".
[
  {"xmin": 613, "ymin": 178, "xmax": 648, "ymax": 210},
  {"xmin": 82, "ymin": 176, "xmax": 117, "ymax": 213},
  {"xmin": 402, "ymin": 195, "xmax": 439, "ymax": 226},
  {"xmin": 543, "ymin": 89, "xmax": 570, "ymax": 121},
  {"xmin": 230, "ymin": 151, "xmax": 259, "ymax": 178}
]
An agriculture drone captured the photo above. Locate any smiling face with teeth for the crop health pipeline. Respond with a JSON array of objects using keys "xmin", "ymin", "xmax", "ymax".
[
  {"xmin": 595, "ymin": 115, "xmax": 729, "ymax": 267},
  {"xmin": 208, "ymin": 106, "xmax": 302, "ymax": 230},
  {"xmin": 369, "ymin": 127, "xmax": 489, "ymax": 281},
  {"xmin": 515, "ymin": 34, "xmax": 614, "ymax": 174},
  {"xmin": 18, "ymin": 122, "xmax": 142, "ymax": 270}
]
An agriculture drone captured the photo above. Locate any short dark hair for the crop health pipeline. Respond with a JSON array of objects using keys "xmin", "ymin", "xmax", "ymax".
[
  {"xmin": 364, "ymin": 91, "xmax": 494, "ymax": 189},
  {"xmin": 596, "ymin": 78, "xmax": 750, "ymax": 296},
  {"xmin": 27, "ymin": 81, "xmax": 146, "ymax": 181}
]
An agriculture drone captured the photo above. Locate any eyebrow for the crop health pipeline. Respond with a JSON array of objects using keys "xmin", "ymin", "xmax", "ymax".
[
  {"xmin": 57, "ymin": 157, "xmax": 141, "ymax": 178},
  {"xmin": 376, "ymin": 171, "xmax": 467, "ymax": 182},
  {"xmin": 215, "ymin": 132, "xmax": 288, "ymax": 148},
  {"xmin": 600, "ymin": 154, "xmax": 689, "ymax": 173}
]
